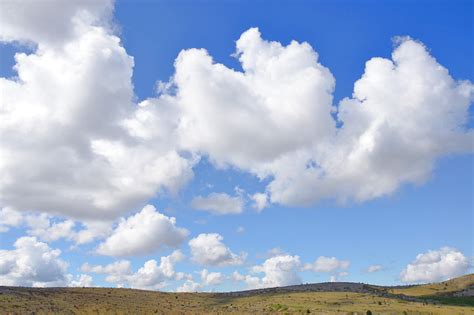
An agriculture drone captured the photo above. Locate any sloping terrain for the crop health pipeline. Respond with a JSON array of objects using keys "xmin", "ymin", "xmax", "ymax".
[
  {"xmin": 0, "ymin": 274, "xmax": 472, "ymax": 314},
  {"xmin": 387, "ymin": 273, "xmax": 474, "ymax": 297}
]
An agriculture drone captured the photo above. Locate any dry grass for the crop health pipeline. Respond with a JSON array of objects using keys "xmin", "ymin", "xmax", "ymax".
[
  {"xmin": 389, "ymin": 274, "xmax": 474, "ymax": 297},
  {"xmin": 1, "ymin": 274, "xmax": 473, "ymax": 314}
]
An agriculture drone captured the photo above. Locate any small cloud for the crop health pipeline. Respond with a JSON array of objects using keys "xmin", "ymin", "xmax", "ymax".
[
  {"xmin": 250, "ymin": 192, "xmax": 268, "ymax": 212},
  {"xmin": 236, "ymin": 226, "xmax": 245, "ymax": 233}
]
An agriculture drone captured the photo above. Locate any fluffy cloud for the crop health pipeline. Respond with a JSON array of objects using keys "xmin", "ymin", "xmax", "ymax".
[
  {"xmin": 97, "ymin": 205, "xmax": 188, "ymax": 256},
  {"xmin": 189, "ymin": 233, "xmax": 246, "ymax": 266},
  {"xmin": 238, "ymin": 254, "xmax": 302, "ymax": 289},
  {"xmin": 200, "ymin": 269, "xmax": 224, "ymax": 287},
  {"xmin": 0, "ymin": 207, "xmax": 111, "ymax": 245},
  {"xmin": 0, "ymin": 236, "xmax": 68, "ymax": 287},
  {"xmin": 400, "ymin": 247, "xmax": 471, "ymax": 283},
  {"xmin": 235, "ymin": 254, "xmax": 350, "ymax": 289},
  {"xmin": 264, "ymin": 37, "xmax": 473, "ymax": 205},
  {"xmin": 26, "ymin": 215, "xmax": 76, "ymax": 242},
  {"xmin": 304, "ymin": 256, "xmax": 350, "ymax": 273},
  {"xmin": 71, "ymin": 221, "xmax": 112, "ymax": 245},
  {"xmin": 191, "ymin": 193, "xmax": 244, "ymax": 215},
  {"xmin": 69, "ymin": 274, "xmax": 94, "ymax": 287},
  {"xmin": 144, "ymin": 28, "xmax": 472, "ymax": 207},
  {"xmin": 81, "ymin": 260, "xmax": 132, "ymax": 275},
  {"xmin": 176, "ymin": 269, "xmax": 224, "ymax": 292},
  {"xmin": 0, "ymin": 0, "xmax": 194, "ymax": 221},
  {"xmin": 290, "ymin": 37, "xmax": 473, "ymax": 205},
  {"xmin": 0, "ymin": 0, "xmax": 113, "ymax": 45},
  {"xmin": 0, "ymin": 207, "xmax": 23, "ymax": 232},
  {"xmin": 176, "ymin": 280, "xmax": 201, "ymax": 292},
  {"xmin": 174, "ymin": 28, "xmax": 335, "ymax": 172},
  {"xmin": 82, "ymin": 250, "xmax": 185, "ymax": 290}
]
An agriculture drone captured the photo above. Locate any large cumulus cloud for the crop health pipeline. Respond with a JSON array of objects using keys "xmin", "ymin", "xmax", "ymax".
[
  {"xmin": 400, "ymin": 247, "xmax": 471, "ymax": 283},
  {"xmin": 0, "ymin": 236, "xmax": 68, "ymax": 287},
  {"xmin": 0, "ymin": 0, "xmax": 195, "ymax": 220},
  {"xmin": 149, "ymin": 29, "xmax": 473, "ymax": 207}
]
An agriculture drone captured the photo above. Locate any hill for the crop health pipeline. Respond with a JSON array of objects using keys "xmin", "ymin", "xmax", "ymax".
[
  {"xmin": 0, "ymin": 274, "xmax": 472, "ymax": 314},
  {"xmin": 386, "ymin": 273, "xmax": 474, "ymax": 297}
]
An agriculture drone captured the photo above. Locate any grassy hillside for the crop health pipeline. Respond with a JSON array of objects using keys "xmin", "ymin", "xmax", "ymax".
[
  {"xmin": 388, "ymin": 273, "xmax": 474, "ymax": 297},
  {"xmin": 384, "ymin": 273, "xmax": 474, "ymax": 308},
  {"xmin": 0, "ymin": 274, "xmax": 473, "ymax": 314}
]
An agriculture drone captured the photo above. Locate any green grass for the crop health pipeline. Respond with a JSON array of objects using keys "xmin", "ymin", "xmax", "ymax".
[{"xmin": 417, "ymin": 296, "xmax": 474, "ymax": 307}]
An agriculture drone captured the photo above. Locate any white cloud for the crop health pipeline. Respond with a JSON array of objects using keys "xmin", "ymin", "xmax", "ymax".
[
  {"xmin": 176, "ymin": 269, "xmax": 224, "ymax": 292},
  {"xmin": 26, "ymin": 215, "xmax": 76, "ymax": 242},
  {"xmin": 400, "ymin": 247, "xmax": 471, "ymax": 283},
  {"xmin": 236, "ymin": 226, "xmax": 245, "ymax": 233},
  {"xmin": 68, "ymin": 274, "xmax": 94, "ymax": 287},
  {"xmin": 243, "ymin": 254, "xmax": 302, "ymax": 289},
  {"xmin": 191, "ymin": 193, "xmax": 244, "ymax": 215},
  {"xmin": 330, "ymin": 271, "xmax": 349, "ymax": 282},
  {"xmin": 72, "ymin": 220, "xmax": 112, "ymax": 245},
  {"xmin": 235, "ymin": 254, "xmax": 350, "ymax": 288},
  {"xmin": 285, "ymin": 37, "xmax": 473, "ymax": 205},
  {"xmin": 174, "ymin": 27, "xmax": 335, "ymax": 174},
  {"xmin": 155, "ymin": 28, "xmax": 472, "ymax": 207},
  {"xmin": 0, "ymin": 207, "xmax": 23, "ymax": 231},
  {"xmin": 0, "ymin": 208, "xmax": 111, "ymax": 245},
  {"xmin": 367, "ymin": 264, "xmax": 383, "ymax": 273},
  {"xmin": 0, "ymin": 236, "xmax": 68, "ymax": 287},
  {"xmin": 0, "ymin": 0, "xmax": 194, "ymax": 221},
  {"xmin": 0, "ymin": 0, "xmax": 113, "ymax": 46},
  {"xmin": 250, "ymin": 192, "xmax": 269, "ymax": 212},
  {"xmin": 82, "ymin": 250, "xmax": 185, "ymax": 290},
  {"xmin": 176, "ymin": 279, "xmax": 201, "ymax": 292},
  {"xmin": 304, "ymin": 256, "xmax": 350, "ymax": 273},
  {"xmin": 200, "ymin": 269, "xmax": 224, "ymax": 287},
  {"xmin": 189, "ymin": 233, "xmax": 246, "ymax": 267},
  {"xmin": 97, "ymin": 205, "xmax": 188, "ymax": 256},
  {"xmin": 81, "ymin": 260, "xmax": 132, "ymax": 275}
]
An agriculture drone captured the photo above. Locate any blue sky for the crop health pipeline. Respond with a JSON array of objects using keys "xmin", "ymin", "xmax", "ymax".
[{"xmin": 0, "ymin": 0, "xmax": 472, "ymax": 291}]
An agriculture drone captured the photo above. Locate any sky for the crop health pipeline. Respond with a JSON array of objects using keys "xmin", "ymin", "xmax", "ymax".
[{"xmin": 0, "ymin": 0, "xmax": 472, "ymax": 292}]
